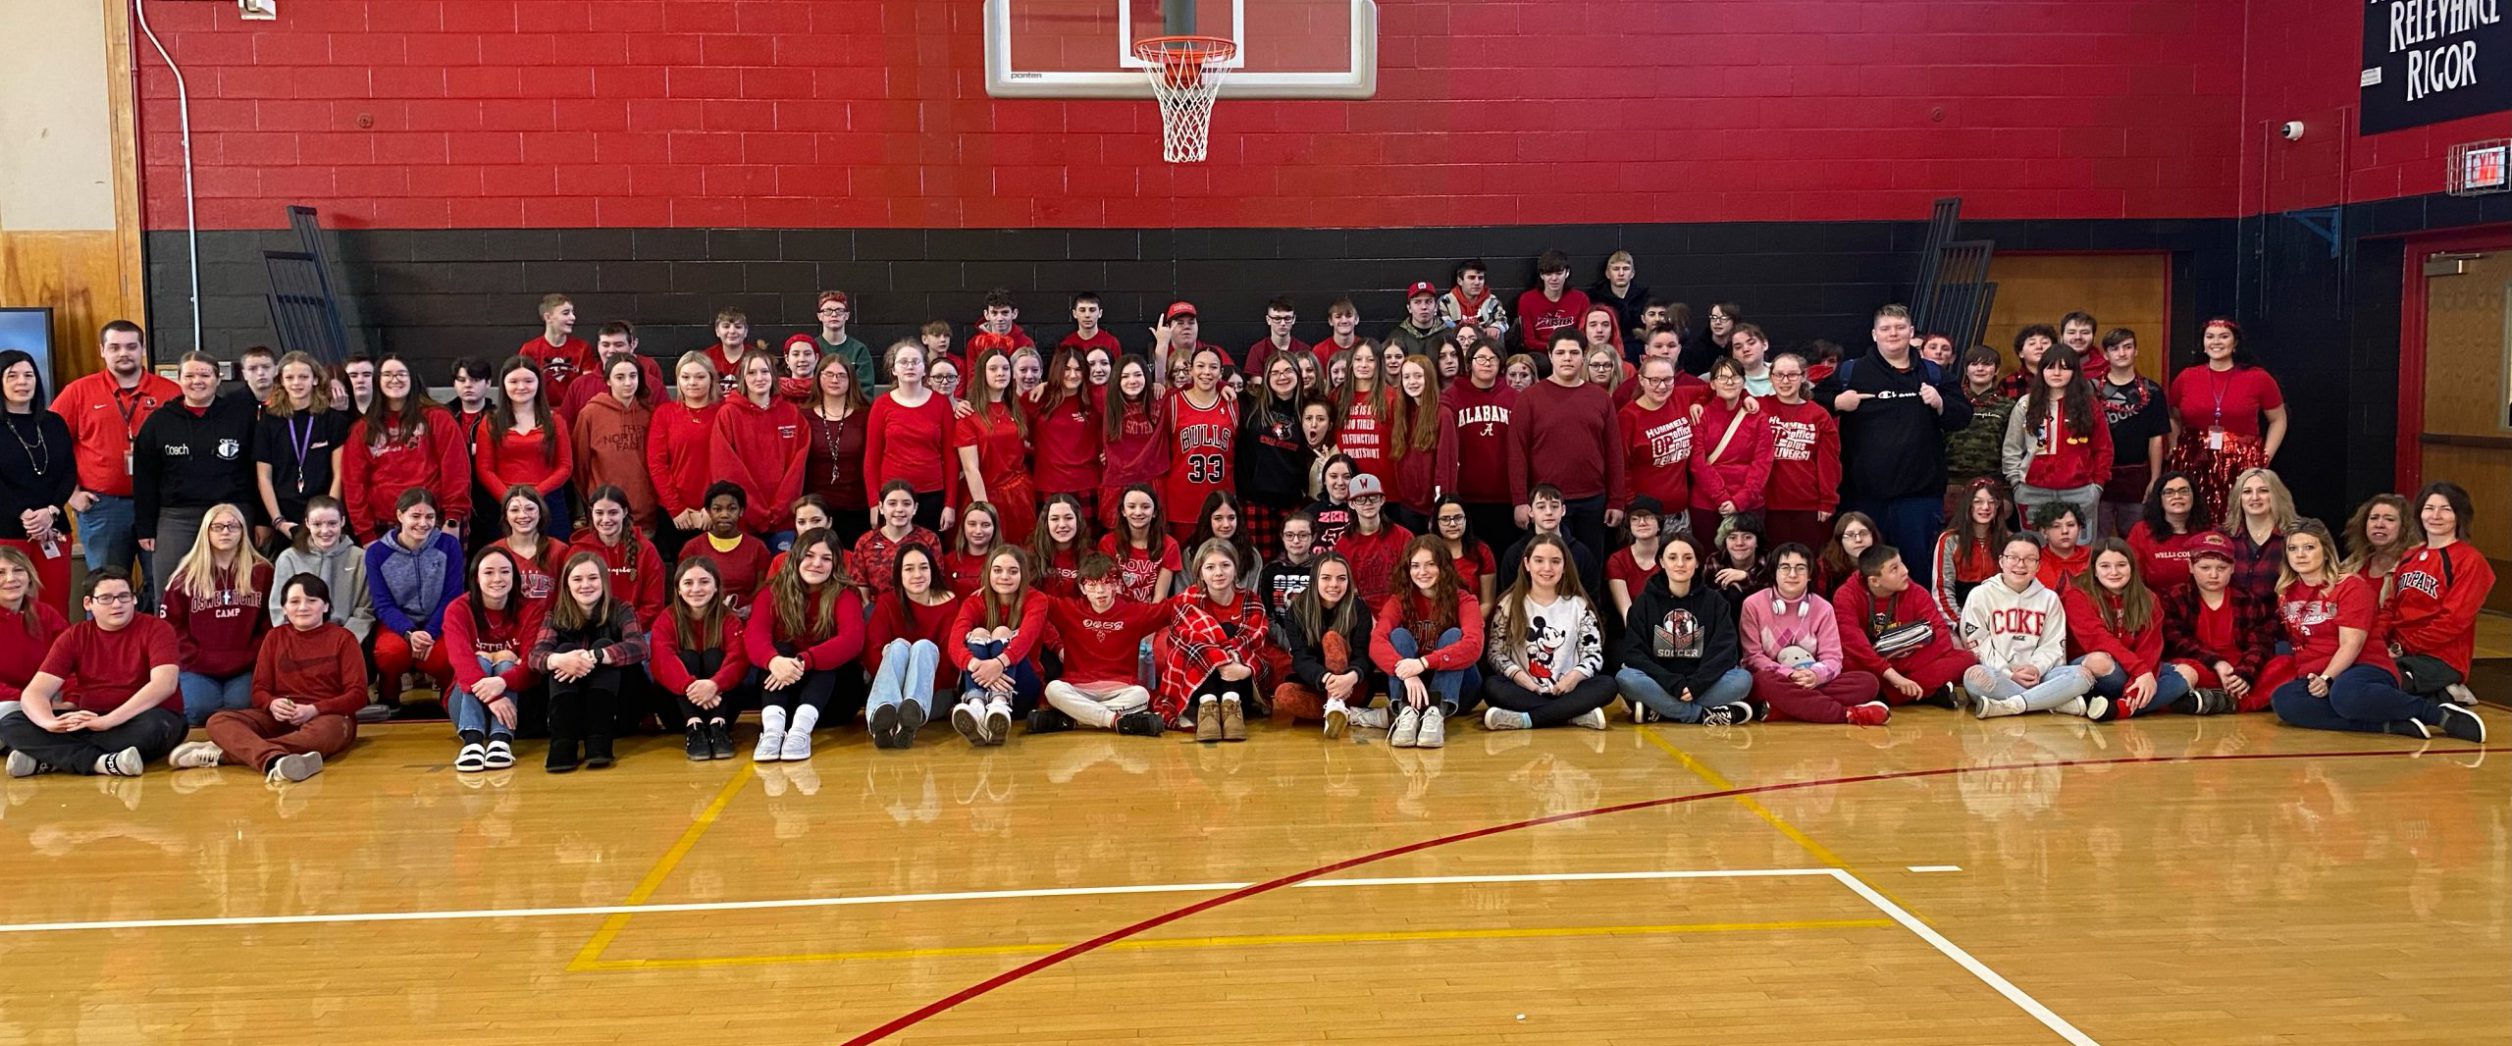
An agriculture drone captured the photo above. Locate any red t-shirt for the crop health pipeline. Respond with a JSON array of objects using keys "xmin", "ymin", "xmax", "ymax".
[
  {"xmin": 1337, "ymin": 522, "xmax": 1416, "ymax": 609},
  {"xmin": 1100, "ymin": 399, "xmax": 1169, "ymax": 490},
  {"xmin": 1027, "ymin": 394, "xmax": 1102, "ymax": 495},
  {"xmin": 2280, "ymin": 574, "xmax": 2394, "ymax": 679},
  {"xmin": 1057, "ymin": 330, "xmax": 1124, "ymax": 356},
  {"xmin": 51, "ymin": 372, "xmax": 181, "ymax": 497},
  {"xmin": 679, "ymin": 532, "xmax": 774, "ymax": 613},
  {"xmin": 1337, "ymin": 397, "xmax": 1389, "ymax": 484},
  {"xmin": 1450, "ymin": 542, "xmax": 1497, "ymax": 596},
  {"xmin": 1515, "ymin": 288, "xmax": 1591, "ymax": 353},
  {"xmin": 40, "ymin": 616, "xmax": 180, "ymax": 714},
  {"xmin": 1605, "ymin": 546, "xmax": 1660, "ymax": 599},
  {"xmin": 1098, "ymin": 532, "xmax": 1181, "ymax": 605},
  {"xmin": 1242, "ymin": 338, "xmax": 1314, "ymax": 379},
  {"xmin": 865, "ymin": 390, "xmax": 957, "ymax": 494},
  {"xmin": 2168, "ymin": 365, "xmax": 2283, "ymax": 439}
]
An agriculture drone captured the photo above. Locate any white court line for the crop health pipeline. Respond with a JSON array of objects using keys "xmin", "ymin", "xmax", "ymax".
[
  {"xmin": 0, "ymin": 868, "xmax": 1834, "ymax": 935},
  {"xmin": 1827, "ymin": 868, "xmax": 2099, "ymax": 1046},
  {"xmin": 1906, "ymin": 865, "xmax": 1965, "ymax": 873}
]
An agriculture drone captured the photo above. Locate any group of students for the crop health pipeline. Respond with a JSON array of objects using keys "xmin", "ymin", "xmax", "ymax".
[{"xmin": 0, "ymin": 255, "xmax": 2495, "ymax": 782}]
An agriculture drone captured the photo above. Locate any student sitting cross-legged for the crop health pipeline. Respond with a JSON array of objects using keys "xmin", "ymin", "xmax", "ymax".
[
  {"xmin": 1615, "ymin": 533, "xmax": 1756, "ymax": 725},
  {"xmin": 1038, "ymin": 553, "xmax": 1169, "ymax": 738},
  {"xmin": 2, "ymin": 570, "xmax": 185, "ymax": 778},
  {"xmin": 1273, "ymin": 552, "xmax": 1389, "ymax": 738},
  {"xmin": 171, "ymin": 572, "xmax": 365, "ymax": 782},
  {"xmin": 1478, "ymin": 534, "xmax": 1618, "ymax": 731}
]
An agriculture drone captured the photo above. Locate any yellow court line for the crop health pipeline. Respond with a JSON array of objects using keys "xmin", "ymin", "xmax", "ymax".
[
  {"xmin": 575, "ymin": 918, "xmax": 1894, "ymax": 971},
  {"xmin": 1639, "ymin": 728, "xmax": 1853, "ymax": 869},
  {"xmin": 566, "ymin": 767, "xmax": 753, "ymax": 972}
]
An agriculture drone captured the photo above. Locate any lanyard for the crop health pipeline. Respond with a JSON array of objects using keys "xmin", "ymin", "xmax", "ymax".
[
  {"xmin": 113, "ymin": 383, "xmax": 147, "ymax": 441},
  {"xmin": 2210, "ymin": 368, "xmax": 2234, "ymax": 428},
  {"xmin": 288, "ymin": 415, "xmax": 315, "ymax": 494}
]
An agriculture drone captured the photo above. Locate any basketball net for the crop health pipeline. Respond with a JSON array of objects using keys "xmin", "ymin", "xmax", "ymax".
[{"xmin": 1135, "ymin": 36, "xmax": 1235, "ymax": 163}]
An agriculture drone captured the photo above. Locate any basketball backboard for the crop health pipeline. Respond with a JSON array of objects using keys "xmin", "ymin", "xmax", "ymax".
[{"xmin": 983, "ymin": 0, "xmax": 1377, "ymax": 99}]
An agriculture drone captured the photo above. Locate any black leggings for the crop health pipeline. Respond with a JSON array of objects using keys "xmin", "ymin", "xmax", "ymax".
[
  {"xmin": 548, "ymin": 666, "xmax": 625, "ymax": 741},
  {"xmin": 670, "ymin": 648, "xmax": 749, "ymax": 725},
  {"xmin": 756, "ymin": 640, "xmax": 866, "ymax": 721},
  {"xmin": 1479, "ymin": 674, "xmax": 1618, "ymax": 727}
]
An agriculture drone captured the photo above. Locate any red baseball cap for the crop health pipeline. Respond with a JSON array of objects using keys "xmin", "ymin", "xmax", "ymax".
[
  {"xmin": 1406, "ymin": 281, "xmax": 1437, "ymax": 300},
  {"xmin": 2188, "ymin": 531, "xmax": 2237, "ymax": 564},
  {"xmin": 1163, "ymin": 301, "xmax": 1198, "ymax": 323}
]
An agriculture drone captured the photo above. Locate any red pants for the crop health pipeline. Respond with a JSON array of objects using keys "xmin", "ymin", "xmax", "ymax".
[
  {"xmin": 205, "ymin": 708, "xmax": 358, "ymax": 772},
  {"xmin": 1880, "ymin": 644, "xmax": 1978, "ymax": 702},
  {"xmin": 2168, "ymin": 655, "xmax": 2295, "ymax": 713},
  {"xmin": 373, "ymin": 631, "xmax": 452, "ymax": 692},
  {"xmin": 0, "ymin": 537, "xmax": 72, "ymax": 620},
  {"xmin": 1752, "ymin": 669, "xmax": 1882, "ymax": 723}
]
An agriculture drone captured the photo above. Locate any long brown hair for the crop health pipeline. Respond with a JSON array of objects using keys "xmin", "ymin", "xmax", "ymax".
[
  {"xmin": 2022, "ymin": 344, "xmax": 2097, "ymax": 441},
  {"xmin": 362, "ymin": 355, "xmax": 432, "ymax": 446},
  {"xmin": 550, "ymin": 551, "xmax": 624, "ymax": 633},
  {"xmin": 1490, "ymin": 533, "xmax": 1589, "ymax": 657},
  {"xmin": 1287, "ymin": 552, "xmax": 1361, "ymax": 647},
  {"xmin": 976, "ymin": 545, "xmax": 1036, "ymax": 630},
  {"xmin": 1102, "ymin": 355, "xmax": 1158, "ymax": 444},
  {"xmin": 768, "ymin": 528, "xmax": 851, "ymax": 645},
  {"xmin": 813, "ymin": 351, "xmax": 869, "ymax": 417},
  {"xmin": 1947, "ymin": 478, "xmax": 2013, "ymax": 573},
  {"xmin": 1042, "ymin": 346, "xmax": 1092, "ymax": 417},
  {"xmin": 1393, "ymin": 533, "xmax": 1463, "ymax": 633},
  {"xmin": 1030, "ymin": 493, "xmax": 1093, "ymax": 567},
  {"xmin": 1333, "ymin": 339, "xmax": 1394, "ymax": 428},
  {"xmin": 489, "ymin": 355, "xmax": 557, "ymax": 458},
  {"xmin": 262, "ymin": 350, "xmax": 328, "ymax": 418},
  {"xmin": 668, "ymin": 556, "xmax": 731, "ymax": 651},
  {"xmin": 2071, "ymin": 538, "xmax": 2156, "ymax": 636},
  {"xmin": 966, "ymin": 346, "xmax": 1029, "ymax": 438},
  {"xmin": 1818, "ymin": 511, "xmax": 1879, "ymax": 585},
  {"xmin": 2339, "ymin": 493, "xmax": 2412, "ymax": 577},
  {"xmin": 1387, "ymin": 354, "xmax": 1443, "ymax": 456}
]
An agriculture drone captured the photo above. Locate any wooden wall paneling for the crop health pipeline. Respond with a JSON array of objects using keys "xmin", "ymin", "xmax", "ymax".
[
  {"xmin": 1982, "ymin": 253, "xmax": 2172, "ymax": 380},
  {"xmin": 97, "ymin": 0, "xmax": 143, "ymax": 380},
  {"xmin": 0, "ymin": 230, "xmax": 128, "ymax": 389}
]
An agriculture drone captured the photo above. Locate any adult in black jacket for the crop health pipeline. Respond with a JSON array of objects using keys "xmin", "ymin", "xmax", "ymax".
[
  {"xmin": 1811, "ymin": 304, "xmax": 1971, "ymax": 588},
  {"xmin": 1269, "ymin": 553, "xmax": 1387, "ymax": 737},
  {"xmin": 0, "ymin": 350, "xmax": 76, "ymax": 614},
  {"xmin": 1614, "ymin": 534, "xmax": 1756, "ymax": 725},
  {"xmin": 133, "ymin": 352, "xmax": 259, "ymax": 601}
]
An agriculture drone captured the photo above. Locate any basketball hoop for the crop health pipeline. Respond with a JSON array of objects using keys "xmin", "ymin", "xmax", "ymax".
[{"xmin": 1133, "ymin": 35, "xmax": 1235, "ymax": 163}]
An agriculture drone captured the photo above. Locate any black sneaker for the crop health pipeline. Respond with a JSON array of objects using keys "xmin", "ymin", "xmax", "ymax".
[
  {"xmin": 1916, "ymin": 685, "xmax": 1961, "ymax": 710},
  {"xmin": 1116, "ymin": 710, "xmax": 1165, "ymax": 737},
  {"xmin": 706, "ymin": 722, "xmax": 735, "ymax": 760},
  {"xmin": 1699, "ymin": 702, "xmax": 1753, "ymax": 727},
  {"xmin": 869, "ymin": 703, "xmax": 902, "ymax": 749},
  {"xmin": 2386, "ymin": 718, "xmax": 2433, "ymax": 741},
  {"xmin": 2438, "ymin": 703, "xmax": 2487, "ymax": 744},
  {"xmin": 2088, "ymin": 695, "xmax": 2125, "ymax": 722},
  {"xmin": 1027, "ymin": 707, "xmax": 1076, "ymax": 735},
  {"xmin": 896, "ymin": 701, "xmax": 926, "ymax": 750},
  {"xmin": 684, "ymin": 725, "xmax": 711, "ymax": 761}
]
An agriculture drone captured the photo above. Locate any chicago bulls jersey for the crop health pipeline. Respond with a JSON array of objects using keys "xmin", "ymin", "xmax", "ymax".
[{"xmin": 1164, "ymin": 389, "xmax": 1236, "ymax": 516}]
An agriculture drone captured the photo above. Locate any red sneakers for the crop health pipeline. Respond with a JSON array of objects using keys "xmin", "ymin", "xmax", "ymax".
[{"xmin": 1844, "ymin": 701, "xmax": 1892, "ymax": 727}]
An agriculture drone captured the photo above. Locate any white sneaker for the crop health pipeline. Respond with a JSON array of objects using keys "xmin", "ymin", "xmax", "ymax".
[
  {"xmin": 1417, "ymin": 707, "xmax": 1446, "ymax": 748},
  {"xmin": 1572, "ymin": 707, "xmax": 1609, "ymax": 731},
  {"xmin": 2444, "ymin": 683, "xmax": 2478, "ymax": 707},
  {"xmin": 1322, "ymin": 699, "xmax": 1350, "ymax": 738},
  {"xmin": 753, "ymin": 729, "xmax": 786, "ymax": 762},
  {"xmin": 984, "ymin": 699, "xmax": 1014, "ymax": 745},
  {"xmin": 779, "ymin": 729, "xmax": 813, "ymax": 761},
  {"xmin": 1389, "ymin": 707, "xmax": 1421, "ymax": 747},
  {"xmin": 1979, "ymin": 696, "xmax": 2027, "ymax": 719},
  {"xmin": 267, "ymin": 751, "xmax": 323, "ymax": 783},
  {"xmin": 2051, "ymin": 696, "xmax": 2089, "ymax": 718},
  {"xmin": 170, "ymin": 741, "xmax": 223, "ymax": 769},
  {"xmin": 952, "ymin": 699, "xmax": 986, "ymax": 744},
  {"xmin": 1482, "ymin": 706, "xmax": 1529, "ymax": 731},
  {"xmin": 482, "ymin": 739, "xmax": 515, "ymax": 770},
  {"xmin": 1350, "ymin": 706, "xmax": 1390, "ymax": 730}
]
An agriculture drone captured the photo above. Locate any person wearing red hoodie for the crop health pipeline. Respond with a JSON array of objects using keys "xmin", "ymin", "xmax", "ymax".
[
  {"xmin": 571, "ymin": 353, "xmax": 659, "ymax": 533},
  {"xmin": 1514, "ymin": 250, "xmax": 1590, "ymax": 358},
  {"xmin": 944, "ymin": 547, "xmax": 1052, "ymax": 746},
  {"xmin": 555, "ymin": 324, "xmax": 664, "ymax": 429},
  {"xmin": 439, "ymin": 547, "xmax": 541, "ymax": 772},
  {"xmin": 2000, "ymin": 345, "xmax": 2113, "ymax": 531},
  {"xmin": 646, "ymin": 351, "xmax": 723, "ymax": 556},
  {"xmin": 1685, "ymin": 358, "xmax": 1776, "ymax": 542},
  {"xmin": 1759, "ymin": 352, "xmax": 1842, "ymax": 554},
  {"xmin": 1370, "ymin": 536, "xmax": 1487, "ymax": 749},
  {"xmin": 473, "ymin": 357, "xmax": 576, "ymax": 538},
  {"xmin": 520, "ymin": 294, "xmax": 597, "ymax": 408},
  {"xmin": 2385, "ymin": 481, "xmax": 2496, "ymax": 704},
  {"xmin": 1039, "ymin": 553, "xmax": 1169, "ymax": 737},
  {"xmin": 711, "ymin": 350, "xmax": 809, "ymax": 541},
  {"xmin": 567, "ymin": 486, "xmax": 666, "ymax": 629},
  {"xmin": 342, "ymin": 357, "xmax": 472, "ymax": 542},
  {"xmin": 1832, "ymin": 544, "xmax": 1975, "ymax": 706},
  {"xmin": 2060, "ymin": 539, "xmax": 2186, "ymax": 720},
  {"xmin": 862, "ymin": 543, "xmax": 959, "ymax": 750}
]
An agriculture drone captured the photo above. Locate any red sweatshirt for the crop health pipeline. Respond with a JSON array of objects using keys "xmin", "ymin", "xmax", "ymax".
[
  {"xmin": 520, "ymin": 334, "xmax": 597, "ymax": 406},
  {"xmin": 472, "ymin": 420, "xmax": 572, "ymax": 500},
  {"xmin": 866, "ymin": 592, "xmax": 961, "ymax": 694},
  {"xmin": 679, "ymin": 533, "xmax": 773, "ymax": 613},
  {"xmin": 486, "ymin": 536, "xmax": 566, "ymax": 611},
  {"xmin": 567, "ymin": 533, "xmax": 666, "ymax": 627},
  {"xmin": 162, "ymin": 562, "xmax": 274, "ymax": 679},
  {"xmin": 1026, "ymin": 394, "xmax": 1102, "ymax": 495},
  {"xmin": 1514, "ymin": 288, "xmax": 1590, "ymax": 353},
  {"xmin": 1337, "ymin": 396, "xmax": 1390, "ymax": 486},
  {"xmin": 1508, "ymin": 380, "xmax": 1626, "ymax": 506},
  {"xmin": 1369, "ymin": 590, "xmax": 1485, "ymax": 672},
  {"xmin": 644, "ymin": 401, "xmax": 721, "ymax": 523},
  {"xmin": 2036, "ymin": 544, "xmax": 2091, "ymax": 591},
  {"xmin": 251, "ymin": 622, "xmax": 368, "ymax": 717},
  {"xmin": 2061, "ymin": 585, "xmax": 2164, "ymax": 678},
  {"xmin": 1389, "ymin": 402, "xmax": 1459, "ymax": 513},
  {"xmin": 2128, "ymin": 523, "xmax": 2208, "ymax": 595},
  {"xmin": 650, "ymin": 609, "xmax": 753, "ymax": 695},
  {"xmin": 2016, "ymin": 405, "xmax": 2115, "ymax": 491},
  {"xmin": 1046, "ymin": 593, "xmax": 1167, "ymax": 687},
  {"xmin": 941, "ymin": 549, "xmax": 990, "ymax": 598},
  {"xmin": 343, "ymin": 407, "xmax": 473, "ymax": 540},
  {"xmin": 865, "ymin": 390, "xmax": 957, "ymax": 494},
  {"xmin": 1444, "ymin": 381, "xmax": 1517, "ymax": 503},
  {"xmin": 1337, "ymin": 522, "xmax": 1415, "ymax": 609},
  {"xmin": 1760, "ymin": 397, "xmax": 1841, "ymax": 514},
  {"xmin": 2386, "ymin": 540, "xmax": 2496, "ymax": 674},
  {"xmin": 1617, "ymin": 397, "xmax": 1692, "ymax": 512},
  {"xmin": 744, "ymin": 585, "xmax": 867, "ymax": 671},
  {"xmin": 0, "ymin": 603, "xmax": 68, "ymax": 702},
  {"xmin": 441, "ymin": 593, "xmax": 541, "ymax": 695},
  {"xmin": 711, "ymin": 395, "xmax": 810, "ymax": 533},
  {"xmin": 944, "ymin": 591, "xmax": 1050, "ymax": 671},
  {"xmin": 1686, "ymin": 395, "xmax": 1776, "ymax": 513},
  {"xmin": 1832, "ymin": 579, "xmax": 1964, "ymax": 676}
]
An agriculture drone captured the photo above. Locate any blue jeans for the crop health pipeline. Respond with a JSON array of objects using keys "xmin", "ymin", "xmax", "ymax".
[
  {"xmin": 1965, "ymin": 662, "xmax": 2094, "ymax": 712},
  {"xmin": 2074, "ymin": 656, "xmax": 2192, "ymax": 716},
  {"xmin": 869, "ymin": 639, "xmax": 940, "ymax": 714},
  {"xmin": 1847, "ymin": 493, "xmax": 1946, "ymax": 589},
  {"xmin": 79, "ymin": 493, "xmax": 137, "ymax": 574},
  {"xmin": 1616, "ymin": 666, "xmax": 1754, "ymax": 723},
  {"xmin": 2270, "ymin": 664, "xmax": 2445, "ymax": 735},
  {"xmin": 179, "ymin": 671, "xmax": 254, "ymax": 727},
  {"xmin": 452, "ymin": 656, "xmax": 516, "ymax": 740},
  {"xmin": 960, "ymin": 638, "xmax": 1041, "ymax": 712},
  {"xmin": 544, "ymin": 487, "xmax": 574, "ymax": 541},
  {"xmin": 1384, "ymin": 627, "xmax": 1479, "ymax": 716}
]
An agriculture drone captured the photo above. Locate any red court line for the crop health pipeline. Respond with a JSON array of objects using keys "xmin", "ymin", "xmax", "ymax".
[{"xmin": 837, "ymin": 742, "xmax": 2506, "ymax": 1045}]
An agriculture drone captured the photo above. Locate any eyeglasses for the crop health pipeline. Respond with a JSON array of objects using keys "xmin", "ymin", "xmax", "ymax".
[
  {"xmin": 208, "ymin": 522, "xmax": 243, "ymax": 533},
  {"xmin": 90, "ymin": 592, "xmax": 137, "ymax": 605},
  {"xmin": 2000, "ymin": 553, "xmax": 2040, "ymax": 564},
  {"xmin": 1774, "ymin": 563, "xmax": 1811, "ymax": 574}
]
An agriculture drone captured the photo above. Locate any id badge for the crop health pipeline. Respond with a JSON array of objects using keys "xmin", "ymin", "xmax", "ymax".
[
  {"xmin": 2206, "ymin": 427, "xmax": 2225, "ymax": 451},
  {"xmin": 124, "ymin": 450, "xmax": 135, "ymax": 473}
]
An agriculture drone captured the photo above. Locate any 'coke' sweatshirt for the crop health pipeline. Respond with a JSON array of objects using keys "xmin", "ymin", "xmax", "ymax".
[{"xmin": 1959, "ymin": 576, "xmax": 2069, "ymax": 673}]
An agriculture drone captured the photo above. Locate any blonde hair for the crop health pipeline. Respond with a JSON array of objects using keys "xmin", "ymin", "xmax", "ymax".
[
  {"xmin": 2222, "ymin": 467, "xmax": 2298, "ymax": 533},
  {"xmin": 672, "ymin": 350, "xmax": 720, "ymax": 405},
  {"xmin": 168, "ymin": 503, "xmax": 269, "ymax": 604}
]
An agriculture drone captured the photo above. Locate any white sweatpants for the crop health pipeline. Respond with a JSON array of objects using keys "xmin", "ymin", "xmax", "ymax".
[{"xmin": 1043, "ymin": 681, "xmax": 1152, "ymax": 729}]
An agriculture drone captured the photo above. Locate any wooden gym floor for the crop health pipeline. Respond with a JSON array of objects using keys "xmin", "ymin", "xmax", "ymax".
[{"xmin": 0, "ymin": 704, "xmax": 2503, "ymax": 1045}]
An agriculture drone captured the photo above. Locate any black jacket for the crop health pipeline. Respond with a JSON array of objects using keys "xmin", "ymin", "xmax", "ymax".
[
  {"xmin": 1811, "ymin": 345, "xmax": 1972, "ymax": 501},
  {"xmin": 1277, "ymin": 596, "xmax": 1375, "ymax": 690},
  {"xmin": 133, "ymin": 391, "xmax": 260, "ymax": 537},
  {"xmin": 1617, "ymin": 573, "xmax": 1741, "ymax": 698},
  {"xmin": 0, "ymin": 408, "xmax": 74, "ymax": 541}
]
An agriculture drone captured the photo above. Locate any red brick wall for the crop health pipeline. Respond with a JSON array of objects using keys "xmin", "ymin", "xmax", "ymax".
[
  {"xmin": 135, "ymin": 0, "xmax": 2258, "ymax": 230},
  {"xmin": 2241, "ymin": 0, "xmax": 2512, "ymax": 213}
]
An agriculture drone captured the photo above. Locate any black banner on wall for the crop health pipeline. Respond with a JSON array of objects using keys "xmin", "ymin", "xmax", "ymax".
[{"xmin": 2360, "ymin": 0, "xmax": 2511, "ymax": 135}]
